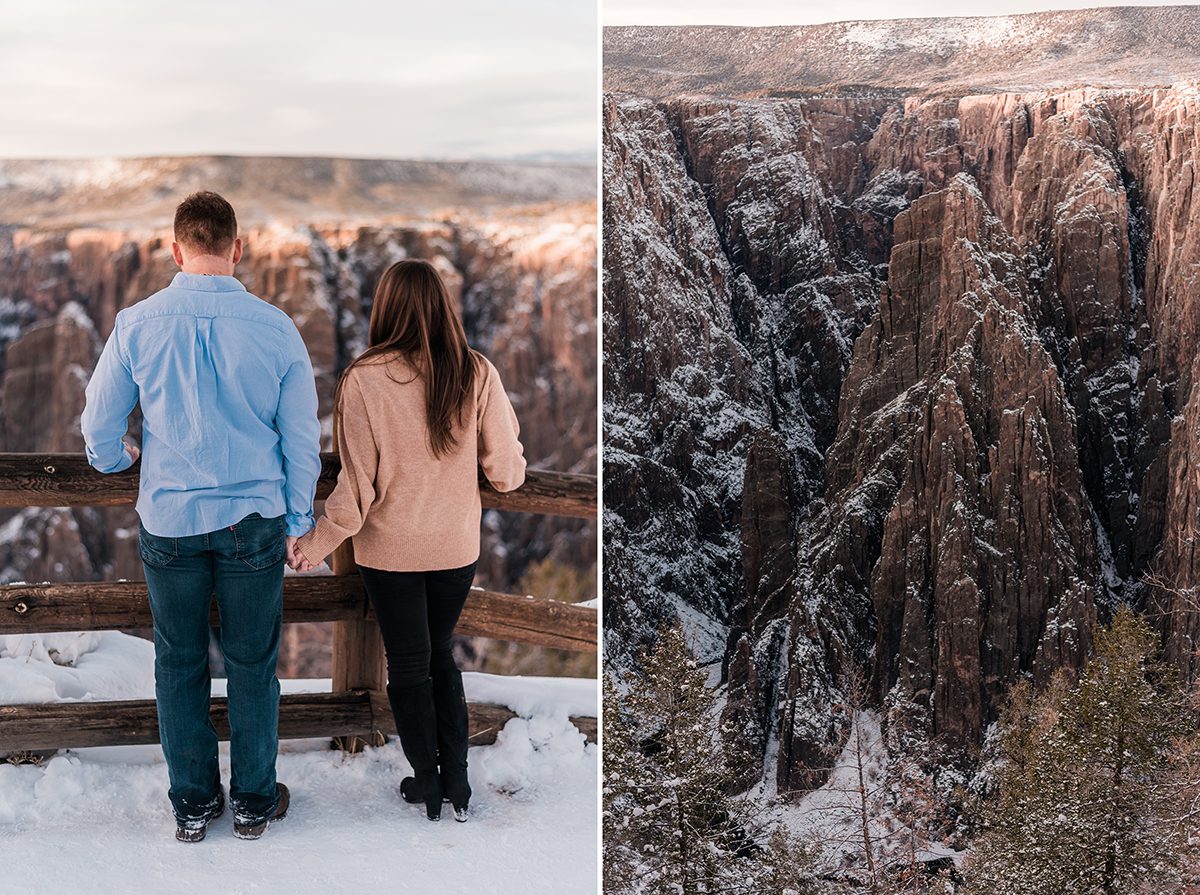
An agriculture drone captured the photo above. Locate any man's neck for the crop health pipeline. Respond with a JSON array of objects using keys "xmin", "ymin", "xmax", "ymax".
[{"xmin": 180, "ymin": 256, "xmax": 236, "ymax": 276}]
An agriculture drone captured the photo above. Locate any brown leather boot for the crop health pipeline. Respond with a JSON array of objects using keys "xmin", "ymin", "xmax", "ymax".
[
  {"xmin": 175, "ymin": 789, "xmax": 225, "ymax": 843},
  {"xmin": 233, "ymin": 783, "xmax": 290, "ymax": 840}
]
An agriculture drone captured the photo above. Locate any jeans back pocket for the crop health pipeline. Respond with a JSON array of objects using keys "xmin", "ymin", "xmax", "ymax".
[
  {"xmin": 138, "ymin": 526, "xmax": 178, "ymax": 568},
  {"xmin": 233, "ymin": 514, "xmax": 286, "ymax": 570}
]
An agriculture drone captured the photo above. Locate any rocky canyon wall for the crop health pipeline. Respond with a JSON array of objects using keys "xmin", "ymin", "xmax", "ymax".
[{"xmin": 602, "ymin": 82, "xmax": 1200, "ymax": 794}]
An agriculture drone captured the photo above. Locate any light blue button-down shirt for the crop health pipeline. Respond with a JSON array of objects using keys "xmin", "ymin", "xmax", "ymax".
[{"xmin": 81, "ymin": 272, "xmax": 322, "ymax": 538}]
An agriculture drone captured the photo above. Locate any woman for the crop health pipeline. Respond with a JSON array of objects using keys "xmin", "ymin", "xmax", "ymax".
[{"xmin": 293, "ymin": 259, "xmax": 526, "ymax": 823}]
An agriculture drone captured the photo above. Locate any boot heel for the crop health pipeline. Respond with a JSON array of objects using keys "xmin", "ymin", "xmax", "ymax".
[
  {"xmin": 387, "ymin": 680, "xmax": 444, "ymax": 823},
  {"xmin": 400, "ymin": 776, "xmax": 420, "ymax": 804},
  {"xmin": 431, "ymin": 664, "xmax": 472, "ymax": 825}
]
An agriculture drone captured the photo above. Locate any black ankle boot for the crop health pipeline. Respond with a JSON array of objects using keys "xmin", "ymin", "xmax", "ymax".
[
  {"xmin": 432, "ymin": 663, "xmax": 471, "ymax": 822},
  {"xmin": 387, "ymin": 679, "xmax": 443, "ymax": 821}
]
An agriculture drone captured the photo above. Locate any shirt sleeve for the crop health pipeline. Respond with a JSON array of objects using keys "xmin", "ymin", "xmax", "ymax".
[
  {"xmin": 275, "ymin": 324, "xmax": 322, "ymax": 537},
  {"xmin": 477, "ymin": 358, "xmax": 526, "ymax": 493},
  {"xmin": 81, "ymin": 315, "xmax": 139, "ymax": 474},
  {"xmin": 295, "ymin": 372, "xmax": 378, "ymax": 565}
]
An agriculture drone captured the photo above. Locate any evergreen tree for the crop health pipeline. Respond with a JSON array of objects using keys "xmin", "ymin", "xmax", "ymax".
[
  {"xmin": 757, "ymin": 827, "xmax": 831, "ymax": 895},
  {"xmin": 822, "ymin": 671, "xmax": 945, "ymax": 895},
  {"xmin": 604, "ymin": 672, "xmax": 643, "ymax": 895},
  {"xmin": 602, "ymin": 621, "xmax": 825, "ymax": 894},
  {"xmin": 966, "ymin": 607, "xmax": 1191, "ymax": 895},
  {"xmin": 1166, "ymin": 703, "xmax": 1200, "ymax": 895},
  {"xmin": 880, "ymin": 687, "xmax": 943, "ymax": 893}
]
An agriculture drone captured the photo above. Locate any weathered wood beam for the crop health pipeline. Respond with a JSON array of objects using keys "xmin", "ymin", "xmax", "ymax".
[
  {"xmin": 452, "ymin": 587, "xmax": 597, "ymax": 652},
  {"xmin": 366, "ymin": 689, "xmax": 596, "ymax": 745},
  {"xmin": 0, "ymin": 692, "xmax": 372, "ymax": 752},
  {"xmin": 474, "ymin": 467, "xmax": 596, "ymax": 519},
  {"xmin": 0, "ymin": 578, "xmax": 597, "ymax": 652},
  {"xmin": 330, "ymin": 538, "xmax": 387, "ymax": 753},
  {"xmin": 0, "ymin": 691, "xmax": 596, "ymax": 752},
  {"xmin": 0, "ymin": 454, "xmax": 596, "ymax": 518},
  {"xmin": 0, "ymin": 577, "xmax": 361, "ymax": 631}
]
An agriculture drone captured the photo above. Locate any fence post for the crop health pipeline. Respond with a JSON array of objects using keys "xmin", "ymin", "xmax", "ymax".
[{"xmin": 329, "ymin": 537, "xmax": 387, "ymax": 752}]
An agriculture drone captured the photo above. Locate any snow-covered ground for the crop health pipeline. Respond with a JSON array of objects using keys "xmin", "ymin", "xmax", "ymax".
[
  {"xmin": 755, "ymin": 710, "xmax": 964, "ymax": 869},
  {"xmin": 0, "ymin": 632, "xmax": 598, "ymax": 894}
]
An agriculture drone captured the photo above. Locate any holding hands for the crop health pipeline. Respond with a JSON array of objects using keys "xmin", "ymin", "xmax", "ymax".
[{"xmin": 286, "ymin": 536, "xmax": 315, "ymax": 572}]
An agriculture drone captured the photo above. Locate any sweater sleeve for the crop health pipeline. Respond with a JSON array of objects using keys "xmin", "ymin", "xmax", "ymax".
[
  {"xmin": 295, "ymin": 372, "xmax": 378, "ymax": 566},
  {"xmin": 477, "ymin": 358, "xmax": 526, "ymax": 493}
]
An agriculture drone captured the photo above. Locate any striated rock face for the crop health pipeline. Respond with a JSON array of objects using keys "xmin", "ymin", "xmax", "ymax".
[
  {"xmin": 0, "ymin": 302, "xmax": 140, "ymax": 586},
  {"xmin": 601, "ymin": 95, "xmax": 767, "ymax": 669},
  {"xmin": 0, "ymin": 210, "xmax": 597, "ymax": 673},
  {"xmin": 601, "ymin": 94, "xmax": 884, "ymax": 686},
  {"xmin": 1, "ymin": 302, "xmax": 99, "ymax": 453},
  {"xmin": 603, "ymin": 79, "xmax": 1200, "ymax": 794},
  {"xmin": 1154, "ymin": 372, "xmax": 1200, "ymax": 676},
  {"xmin": 721, "ymin": 428, "xmax": 797, "ymax": 771},
  {"xmin": 785, "ymin": 177, "xmax": 1097, "ymax": 781}
]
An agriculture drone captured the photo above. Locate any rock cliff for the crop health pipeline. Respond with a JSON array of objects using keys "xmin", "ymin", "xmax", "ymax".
[{"xmin": 603, "ymin": 76, "xmax": 1200, "ymax": 791}]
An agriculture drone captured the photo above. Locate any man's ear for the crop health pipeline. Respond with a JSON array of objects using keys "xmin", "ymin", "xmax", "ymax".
[
  {"xmin": 231, "ymin": 237, "xmax": 243, "ymax": 265},
  {"xmin": 171, "ymin": 241, "xmax": 185, "ymax": 267}
]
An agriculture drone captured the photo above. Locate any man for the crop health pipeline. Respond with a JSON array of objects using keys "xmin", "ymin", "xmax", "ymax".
[{"xmin": 81, "ymin": 191, "xmax": 322, "ymax": 843}]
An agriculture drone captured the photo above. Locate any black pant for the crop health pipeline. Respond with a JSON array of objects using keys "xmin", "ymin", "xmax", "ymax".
[{"xmin": 359, "ymin": 563, "xmax": 477, "ymax": 687}]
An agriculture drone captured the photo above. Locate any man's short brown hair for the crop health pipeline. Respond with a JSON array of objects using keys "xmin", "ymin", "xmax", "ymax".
[{"xmin": 174, "ymin": 191, "xmax": 237, "ymax": 254}]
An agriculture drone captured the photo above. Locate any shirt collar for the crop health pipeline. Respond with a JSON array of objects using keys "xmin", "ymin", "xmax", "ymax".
[{"xmin": 170, "ymin": 272, "xmax": 245, "ymax": 293}]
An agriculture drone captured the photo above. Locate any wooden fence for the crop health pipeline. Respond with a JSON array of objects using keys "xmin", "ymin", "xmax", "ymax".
[{"xmin": 0, "ymin": 453, "xmax": 597, "ymax": 754}]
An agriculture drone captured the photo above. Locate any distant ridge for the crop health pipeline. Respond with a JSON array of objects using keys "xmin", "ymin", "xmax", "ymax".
[
  {"xmin": 604, "ymin": 5, "xmax": 1200, "ymax": 97},
  {"xmin": 0, "ymin": 155, "xmax": 596, "ymax": 228}
]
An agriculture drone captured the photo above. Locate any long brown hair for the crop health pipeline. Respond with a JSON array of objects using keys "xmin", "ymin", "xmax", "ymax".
[{"xmin": 335, "ymin": 259, "xmax": 478, "ymax": 457}]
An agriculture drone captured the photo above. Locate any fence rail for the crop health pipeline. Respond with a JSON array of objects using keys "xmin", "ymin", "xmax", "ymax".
[
  {"xmin": 0, "ymin": 580, "xmax": 596, "ymax": 653},
  {"xmin": 0, "ymin": 693, "xmax": 597, "ymax": 753},
  {"xmin": 0, "ymin": 453, "xmax": 598, "ymax": 756},
  {"xmin": 0, "ymin": 453, "xmax": 597, "ymax": 517}
]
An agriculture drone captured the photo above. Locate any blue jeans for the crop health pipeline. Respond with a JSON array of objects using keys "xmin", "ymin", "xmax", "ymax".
[{"xmin": 140, "ymin": 512, "xmax": 285, "ymax": 827}]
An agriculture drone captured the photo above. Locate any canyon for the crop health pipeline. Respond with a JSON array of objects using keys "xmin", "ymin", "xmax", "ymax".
[
  {"xmin": 603, "ymin": 8, "xmax": 1200, "ymax": 795},
  {"xmin": 0, "ymin": 156, "xmax": 597, "ymax": 676}
]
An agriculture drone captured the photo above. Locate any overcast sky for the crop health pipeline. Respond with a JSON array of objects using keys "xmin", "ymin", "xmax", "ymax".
[
  {"xmin": 1, "ymin": 0, "xmax": 596, "ymax": 161},
  {"xmin": 604, "ymin": 0, "xmax": 1195, "ymax": 25}
]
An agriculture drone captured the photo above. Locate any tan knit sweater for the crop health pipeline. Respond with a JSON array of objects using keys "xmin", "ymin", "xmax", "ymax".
[{"xmin": 295, "ymin": 353, "xmax": 526, "ymax": 571}]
